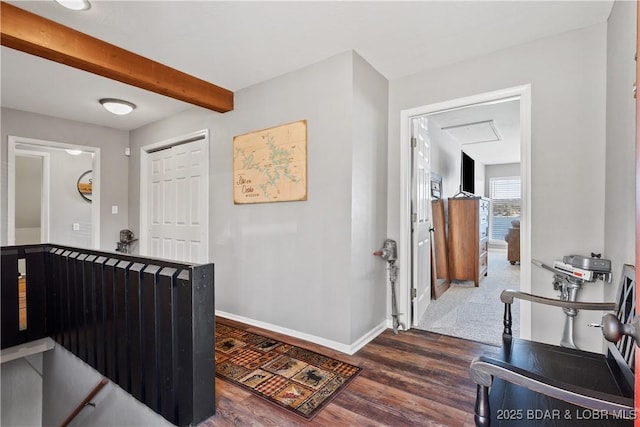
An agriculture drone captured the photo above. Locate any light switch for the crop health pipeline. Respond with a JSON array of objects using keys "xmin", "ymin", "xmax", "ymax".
[
  {"xmin": 72, "ymin": 223, "xmax": 80, "ymax": 231},
  {"xmin": 112, "ymin": 205, "xmax": 118, "ymax": 214}
]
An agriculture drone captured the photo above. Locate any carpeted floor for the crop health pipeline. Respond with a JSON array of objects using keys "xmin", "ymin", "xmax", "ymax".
[{"xmin": 418, "ymin": 248, "xmax": 520, "ymax": 346}]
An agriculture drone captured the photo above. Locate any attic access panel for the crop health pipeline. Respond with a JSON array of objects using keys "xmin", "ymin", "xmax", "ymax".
[{"xmin": 441, "ymin": 120, "xmax": 501, "ymax": 145}]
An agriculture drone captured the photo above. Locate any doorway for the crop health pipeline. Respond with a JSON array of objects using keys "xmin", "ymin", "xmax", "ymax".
[
  {"xmin": 139, "ymin": 130, "xmax": 210, "ymax": 264},
  {"xmin": 7, "ymin": 136, "xmax": 101, "ymax": 249},
  {"xmin": 398, "ymin": 85, "xmax": 532, "ymax": 341},
  {"xmin": 12, "ymin": 149, "xmax": 49, "ymax": 245}
]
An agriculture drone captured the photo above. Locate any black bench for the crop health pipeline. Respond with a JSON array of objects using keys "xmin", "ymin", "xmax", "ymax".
[{"xmin": 470, "ymin": 264, "xmax": 635, "ymax": 426}]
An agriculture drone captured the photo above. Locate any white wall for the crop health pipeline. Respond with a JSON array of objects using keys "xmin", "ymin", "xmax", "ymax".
[
  {"xmin": 15, "ymin": 155, "xmax": 42, "ymax": 230},
  {"xmin": 604, "ymin": 0, "xmax": 637, "ymax": 304},
  {"xmin": 485, "ymin": 163, "xmax": 521, "ymax": 197},
  {"xmin": 389, "ymin": 24, "xmax": 608, "ymax": 351},
  {"xmin": 15, "ymin": 228, "xmax": 41, "ymax": 245},
  {"xmin": 42, "ymin": 345, "xmax": 172, "ymax": 427},
  {"xmin": 350, "ymin": 53, "xmax": 389, "ymax": 342},
  {"xmin": 130, "ymin": 51, "xmax": 388, "ymax": 349},
  {"xmin": 428, "ymin": 122, "xmax": 490, "ymax": 201},
  {"xmin": 1, "ymin": 354, "xmax": 43, "ymax": 426},
  {"xmin": 1, "ymin": 108, "xmax": 130, "ymax": 251},
  {"xmin": 47, "ymin": 149, "xmax": 93, "ymax": 248},
  {"xmin": 15, "ymin": 147, "xmax": 93, "ymax": 247},
  {"xmin": 428, "ymin": 122, "xmax": 461, "ymax": 199},
  {"xmin": 474, "ymin": 160, "xmax": 487, "ymax": 198}
]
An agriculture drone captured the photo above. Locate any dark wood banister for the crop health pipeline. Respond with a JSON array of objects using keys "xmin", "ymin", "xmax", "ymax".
[
  {"xmin": 59, "ymin": 378, "xmax": 109, "ymax": 427},
  {"xmin": 500, "ymin": 289, "xmax": 617, "ymax": 339},
  {"xmin": 500, "ymin": 289, "xmax": 617, "ymax": 310},
  {"xmin": 1, "ymin": 244, "xmax": 216, "ymax": 426}
]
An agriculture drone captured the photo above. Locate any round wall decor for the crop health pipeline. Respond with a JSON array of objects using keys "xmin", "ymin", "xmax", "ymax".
[{"xmin": 77, "ymin": 170, "xmax": 93, "ymax": 202}]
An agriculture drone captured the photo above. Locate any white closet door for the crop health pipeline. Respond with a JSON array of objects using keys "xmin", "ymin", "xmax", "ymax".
[{"xmin": 148, "ymin": 138, "xmax": 208, "ymax": 263}]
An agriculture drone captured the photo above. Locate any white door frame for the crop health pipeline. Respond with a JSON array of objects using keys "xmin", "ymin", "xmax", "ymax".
[
  {"xmin": 399, "ymin": 84, "xmax": 532, "ymax": 339},
  {"xmin": 139, "ymin": 129, "xmax": 210, "ymax": 262},
  {"xmin": 7, "ymin": 136, "xmax": 101, "ymax": 248}
]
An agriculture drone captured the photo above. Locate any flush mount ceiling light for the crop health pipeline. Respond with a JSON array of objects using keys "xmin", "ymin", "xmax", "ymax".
[
  {"xmin": 99, "ymin": 98, "xmax": 136, "ymax": 116},
  {"xmin": 54, "ymin": 0, "xmax": 91, "ymax": 11}
]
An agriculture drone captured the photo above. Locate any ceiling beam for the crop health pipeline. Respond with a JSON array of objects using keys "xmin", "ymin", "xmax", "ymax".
[{"xmin": 0, "ymin": 2, "xmax": 233, "ymax": 113}]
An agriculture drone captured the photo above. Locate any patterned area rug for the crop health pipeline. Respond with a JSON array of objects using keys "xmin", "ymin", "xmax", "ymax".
[{"xmin": 215, "ymin": 322, "xmax": 362, "ymax": 420}]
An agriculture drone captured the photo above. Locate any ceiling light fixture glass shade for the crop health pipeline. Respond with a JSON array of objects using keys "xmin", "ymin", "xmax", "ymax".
[
  {"xmin": 99, "ymin": 98, "xmax": 136, "ymax": 115},
  {"xmin": 55, "ymin": 0, "xmax": 91, "ymax": 11}
]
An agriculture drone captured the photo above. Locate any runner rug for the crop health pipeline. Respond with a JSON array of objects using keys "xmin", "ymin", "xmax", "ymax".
[{"xmin": 215, "ymin": 322, "xmax": 363, "ymax": 420}]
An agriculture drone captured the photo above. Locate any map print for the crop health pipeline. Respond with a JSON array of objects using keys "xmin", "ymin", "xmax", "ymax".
[{"xmin": 233, "ymin": 120, "xmax": 307, "ymax": 204}]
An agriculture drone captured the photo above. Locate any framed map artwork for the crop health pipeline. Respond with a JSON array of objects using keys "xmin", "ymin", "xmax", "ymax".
[{"xmin": 233, "ymin": 120, "xmax": 307, "ymax": 204}]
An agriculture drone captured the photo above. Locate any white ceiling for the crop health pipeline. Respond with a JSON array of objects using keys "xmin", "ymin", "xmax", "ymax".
[
  {"xmin": 428, "ymin": 98, "xmax": 521, "ymax": 165},
  {"xmin": 1, "ymin": 1, "xmax": 613, "ymax": 134}
]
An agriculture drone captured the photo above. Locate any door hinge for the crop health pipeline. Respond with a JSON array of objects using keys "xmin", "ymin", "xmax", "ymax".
[
  {"xmin": 411, "ymin": 212, "xmax": 417, "ymax": 223},
  {"xmin": 411, "ymin": 137, "xmax": 417, "ymax": 148},
  {"xmin": 412, "ymin": 288, "xmax": 417, "ymax": 299}
]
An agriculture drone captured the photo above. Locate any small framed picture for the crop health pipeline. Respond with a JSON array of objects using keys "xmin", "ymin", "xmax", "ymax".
[{"xmin": 430, "ymin": 173, "xmax": 443, "ymax": 199}]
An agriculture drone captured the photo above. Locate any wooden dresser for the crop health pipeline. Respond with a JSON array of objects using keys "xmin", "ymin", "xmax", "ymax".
[{"xmin": 448, "ymin": 196, "xmax": 489, "ymax": 286}]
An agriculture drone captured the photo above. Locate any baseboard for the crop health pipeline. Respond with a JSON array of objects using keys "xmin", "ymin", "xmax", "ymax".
[
  {"xmin": 350, "ymin": 321, "xmax": 388, "ymax": 355},
  {"xmin": 385, "ymin": 318, "xmax": 410, "ymax": 333},
  {"xmin": 215, "ymin": 310, "xmax": 387, "ymax": 355}
]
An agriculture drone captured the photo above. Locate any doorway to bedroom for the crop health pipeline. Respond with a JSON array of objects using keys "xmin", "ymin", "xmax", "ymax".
[{"xmin": 402, "ymin": 86, "xmax": 529, "ymax": 346}]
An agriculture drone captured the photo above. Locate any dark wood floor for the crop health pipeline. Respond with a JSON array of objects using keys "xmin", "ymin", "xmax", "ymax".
[{"xmin": 200, "ymin": 318, "xmax": 501, "ymax": 427}]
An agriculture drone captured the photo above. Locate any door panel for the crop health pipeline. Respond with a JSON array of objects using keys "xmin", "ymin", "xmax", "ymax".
[
  {"xmin": 412, "ymin": 116, "xmax": 432, "ymax": 326},
  {"xmin": 146, "ymin": 137, "xmax": 208, "ymax": 263}
]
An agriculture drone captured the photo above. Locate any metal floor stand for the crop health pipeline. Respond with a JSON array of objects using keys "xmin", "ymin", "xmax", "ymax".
[
  {"xmin": 373, "ymin": 239, "xmax": 405, "ymax": 334},
  {"xmin": 388, "ymin": 261, "xmax": 405, "ymax": 334},
  {"xmin": 554, "ymin": 274, "xmax": 584, "ymax": 349}
]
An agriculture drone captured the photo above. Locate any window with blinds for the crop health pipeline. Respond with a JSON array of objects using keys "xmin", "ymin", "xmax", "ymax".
[{"xmin": 489, "ymin": 177, "xmax": 521, "ymax": 243}]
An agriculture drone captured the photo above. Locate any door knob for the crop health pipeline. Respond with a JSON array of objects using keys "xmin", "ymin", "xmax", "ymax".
[{"xmin": 601, "ymin": 313, "xmax": 640, "ymax": 346}]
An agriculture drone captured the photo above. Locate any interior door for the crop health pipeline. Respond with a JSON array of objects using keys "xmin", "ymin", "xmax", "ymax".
[
  {"xmin": 147, "ymin": 138, "xmax": 208, "ymax": 263},
  {"xmin": 411, "ymin": 116, "xmax": 432, "ymax": 326}
]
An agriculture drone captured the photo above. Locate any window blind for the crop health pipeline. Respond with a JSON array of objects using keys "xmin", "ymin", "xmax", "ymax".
[
  {"xmin": 490, "ymin": 178, "xmax": 521, "ymax": 199},
  {"xmin": 490, "ymin": 177, "xmax": 521, "ymax": 242}
]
